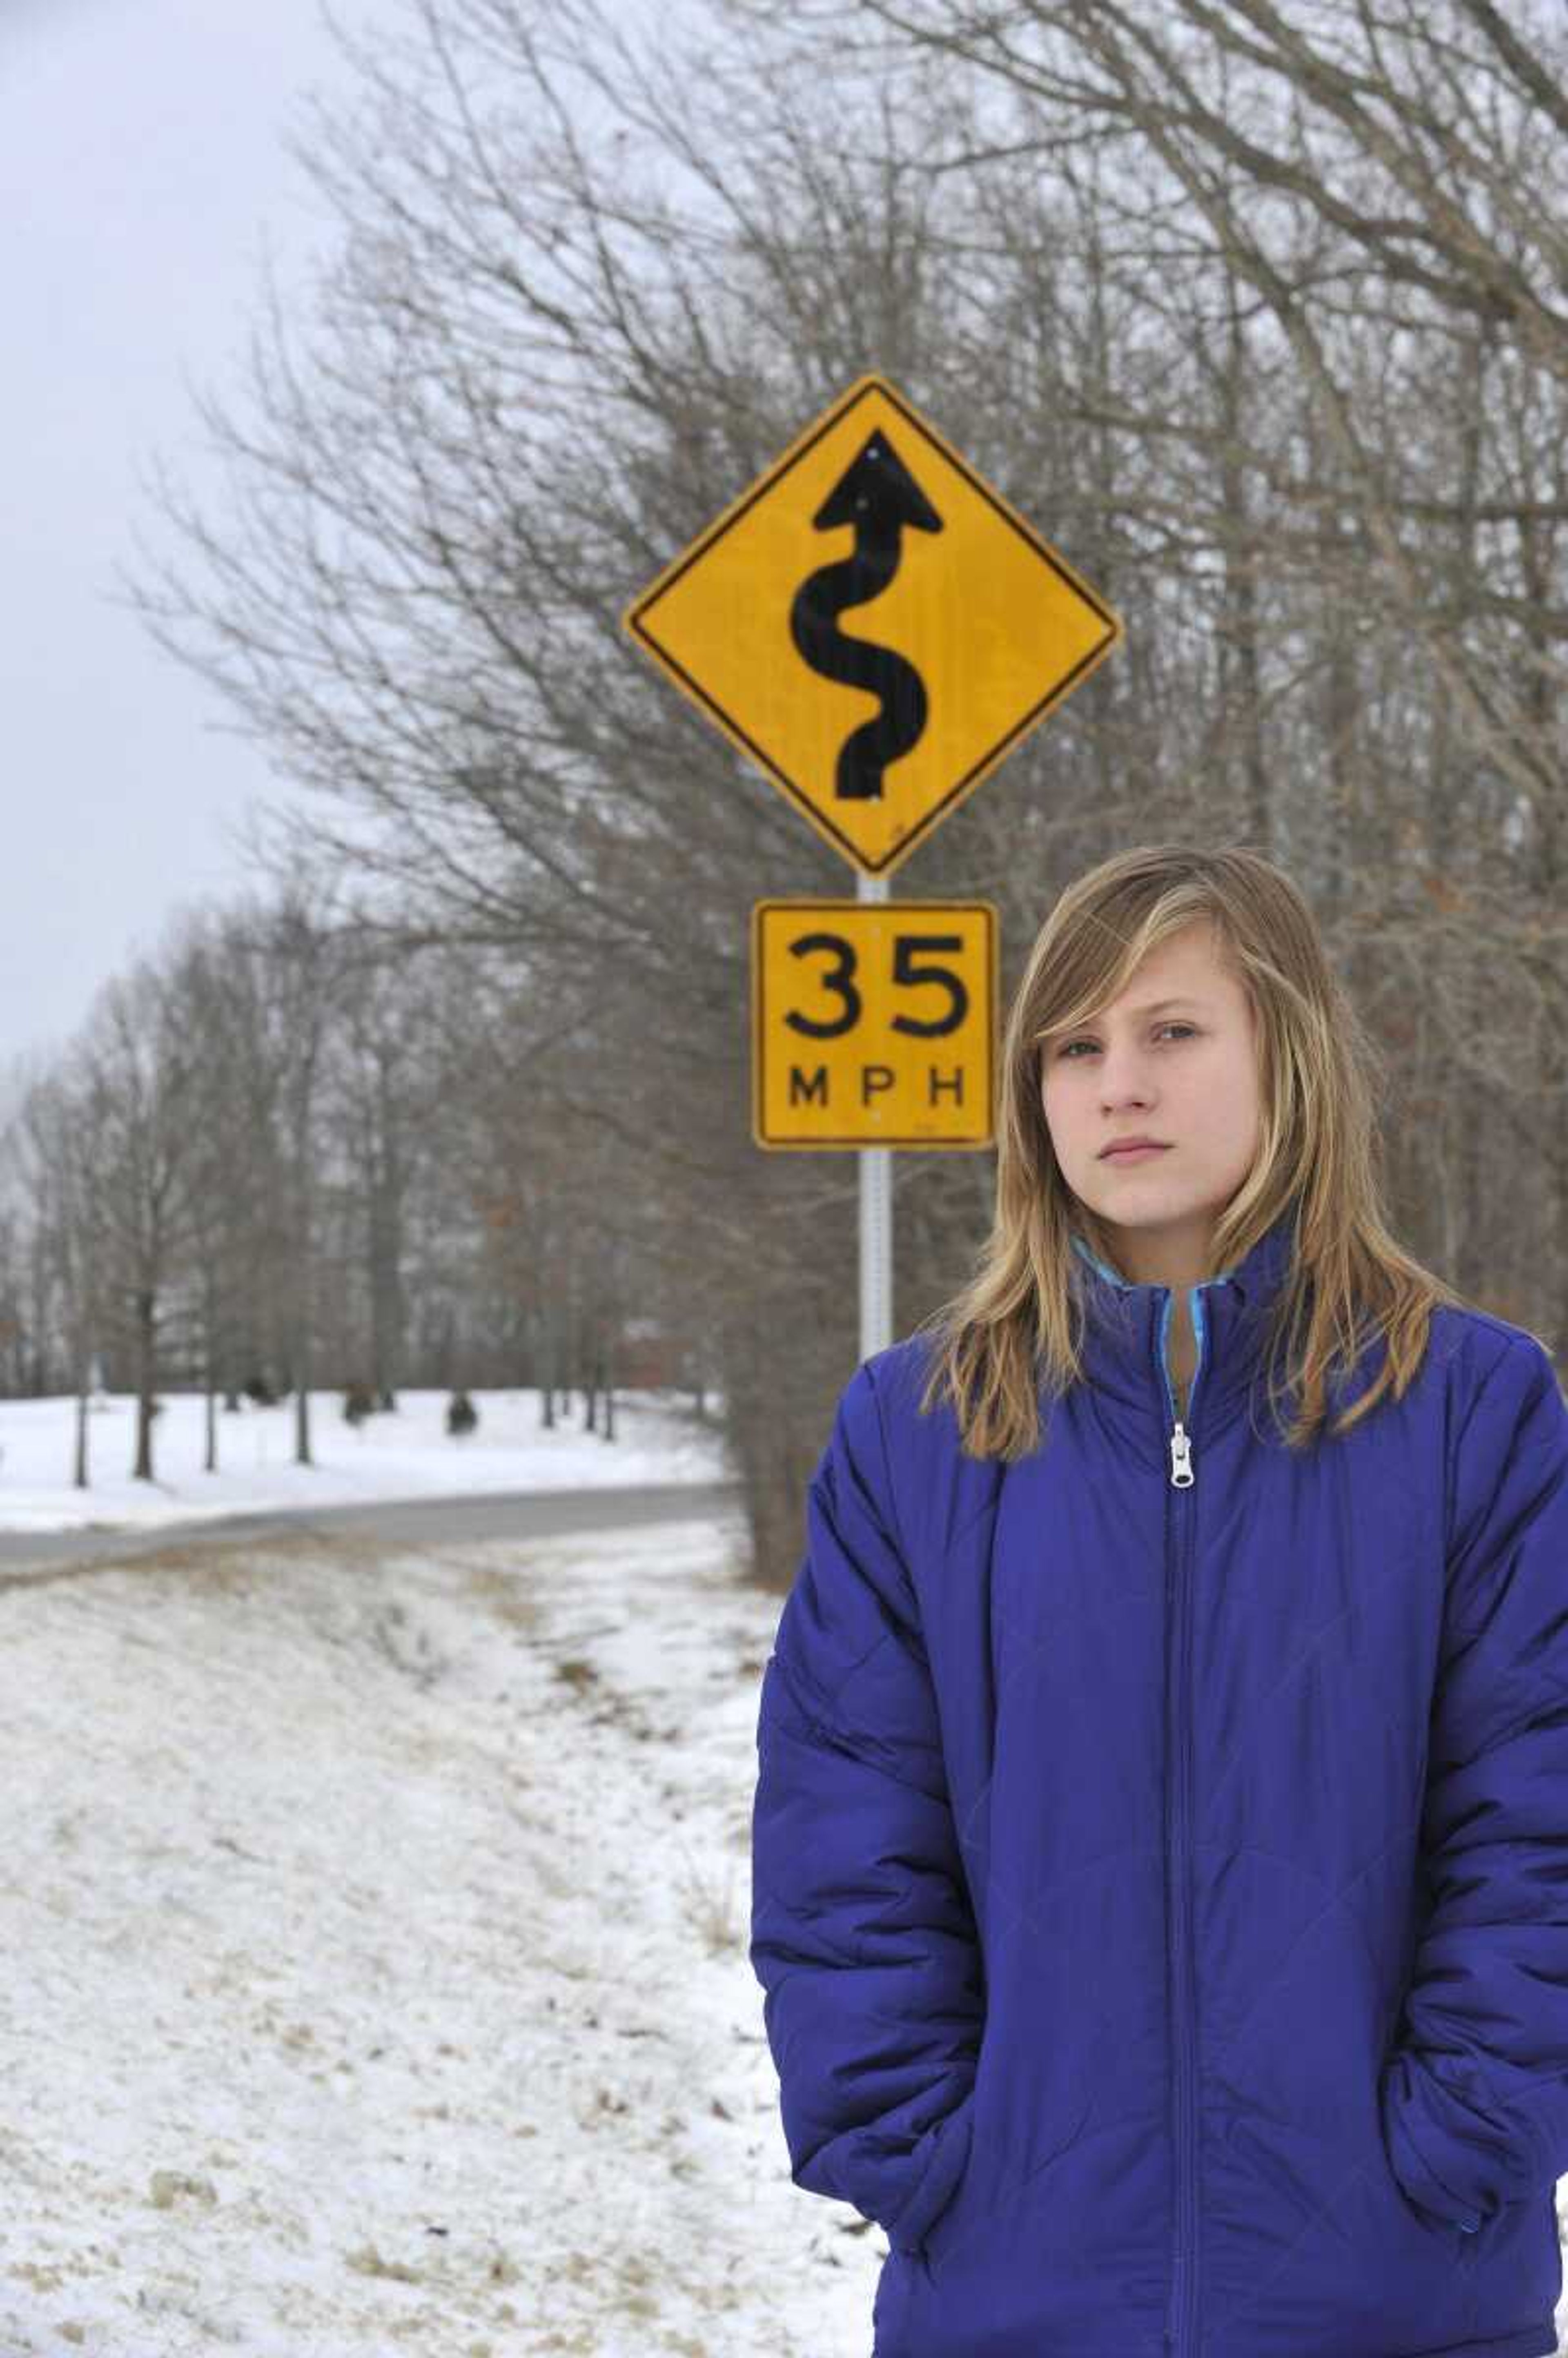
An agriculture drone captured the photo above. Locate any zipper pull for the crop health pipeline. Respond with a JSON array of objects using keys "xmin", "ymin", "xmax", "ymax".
[{"xmin": 1169, "ymin": 1422, "xmax": 1194, "ymax": 1488}]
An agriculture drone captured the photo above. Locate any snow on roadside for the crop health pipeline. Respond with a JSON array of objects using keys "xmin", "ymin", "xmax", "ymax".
[
  {"xmin": 0, "ymin": 1389, "xmax": 728, "ymax": 1534},
  {"xmin": 0, "ymin": 1507, "xmax": 882, "ymax": 2357}
]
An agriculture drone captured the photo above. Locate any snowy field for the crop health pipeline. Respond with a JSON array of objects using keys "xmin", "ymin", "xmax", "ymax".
[
  {"xmin": 0, "ymin": 1389, "xmax": 729, "ymax": 1534},
  {"xmin": 0, "ymin": 1509, "xmax": 880, "ymax": 2357}
]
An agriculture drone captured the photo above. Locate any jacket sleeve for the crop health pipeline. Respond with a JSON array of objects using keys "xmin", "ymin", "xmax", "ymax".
[
  {"xmin": 1381, "ymin": 1331, "xmax": 1568, "ymax": 2231},
  {"xmin": 748, "ymin": 1355, "xmax": 984, "ymax": 2254}
]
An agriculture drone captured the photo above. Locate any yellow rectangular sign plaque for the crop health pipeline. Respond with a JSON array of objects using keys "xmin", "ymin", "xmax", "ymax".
[
  {"xmin": 753, "ymin": 900, "xmax": 997, "ymax": 1148},
  {"xmin": 626, "ymin": 375, "xmax": 1122, "ymax": 874}
]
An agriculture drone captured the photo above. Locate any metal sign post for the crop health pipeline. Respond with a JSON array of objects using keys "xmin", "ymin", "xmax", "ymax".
[{"xmin": 858, "ymin": 868, "xmax": 892, "ymax": 1360}]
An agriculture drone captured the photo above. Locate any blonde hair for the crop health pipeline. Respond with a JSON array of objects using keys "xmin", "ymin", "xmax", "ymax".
[{"xmin": 916, "ymin": 842, "xmax": 1465, "ymax": 1459}]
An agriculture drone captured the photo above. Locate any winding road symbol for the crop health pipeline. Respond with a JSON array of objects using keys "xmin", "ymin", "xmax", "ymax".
[
  {"xmin": 789, "ymin": 429, "xmax": 944, "ymax": 801},
  {"xmin": 623, "ymin": 373, "xmax": 1123, "ymax": 873}
]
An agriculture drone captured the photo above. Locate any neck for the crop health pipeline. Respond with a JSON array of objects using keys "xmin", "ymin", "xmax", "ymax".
[{"xmin": 1092, "ymin": 1228, "xmax": 1219, "ymax": 1291}]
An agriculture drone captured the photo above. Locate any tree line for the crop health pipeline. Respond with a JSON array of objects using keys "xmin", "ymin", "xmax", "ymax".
[
  {"xmin": 0, "ymin": 867, "xmax": 681, "ymax": 1488},
  {"xmin": 50, "ymin": 0, "xmax": 1564, "ymax": 1582}
]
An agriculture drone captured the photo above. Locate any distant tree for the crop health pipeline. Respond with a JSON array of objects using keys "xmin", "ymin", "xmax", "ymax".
[
  {"xmin": 9, "ymin": 1062, "xmax": 111, "ymax": 1487},
  {"xmin": 222, "ymin": 869, "xmax": 356, "ymax": 1472},
  {"xmin": 74, "ymin": 963, "xmax": 198, "ymax": 1483}
]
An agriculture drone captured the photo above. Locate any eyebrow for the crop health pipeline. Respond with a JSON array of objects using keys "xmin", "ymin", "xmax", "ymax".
[{"xmin": 1042, "ymin": 996, "xmax": 1208, "ymax": 1036}]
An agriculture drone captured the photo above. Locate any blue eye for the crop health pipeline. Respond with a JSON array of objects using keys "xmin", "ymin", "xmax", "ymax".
[{"xmin": 1056, "ymin": 1022, "xmax": 1196, "ymax": 1061}]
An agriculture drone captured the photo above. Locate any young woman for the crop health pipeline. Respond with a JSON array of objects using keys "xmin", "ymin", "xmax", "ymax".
[{"xmin": 749, "ymin": 843, "xmax": 1568, "ymax": 2358}]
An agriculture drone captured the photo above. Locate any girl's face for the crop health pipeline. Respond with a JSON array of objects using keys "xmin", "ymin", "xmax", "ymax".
[{"xmin": 1038, "ymin": 918, "xmax": 1263, "ymax": 1286}]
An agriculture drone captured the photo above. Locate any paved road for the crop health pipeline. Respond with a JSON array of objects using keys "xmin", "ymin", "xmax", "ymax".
[{"xmin": 0, "ymin": 1480, "xmax": 744, "ymax": 1580}]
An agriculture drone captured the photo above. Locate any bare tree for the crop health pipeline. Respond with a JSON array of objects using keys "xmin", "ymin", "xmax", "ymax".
[
  {"xmin": 123, "ymin": 0, "xmax": 1022, "ymax": 1574},
  {"xmin": 73, "ymin": 964, "xmax": 198, "ymax": 1482},
  {"xmin": 8, "ymin": 1065, "xmax": 111, "ymax": 1487},
  {"xmin": 829, "ymin": 0, "xmax": 1568, "ymax": 1320},
  {"xmin": 227, "ymin": 873, "xmax": 357, "ymax": 1470}
]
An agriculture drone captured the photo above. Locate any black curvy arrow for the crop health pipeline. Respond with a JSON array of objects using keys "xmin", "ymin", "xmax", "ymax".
[{"xmin": 789, "ymin": 429, "xmax": 943, "ymax": 800}]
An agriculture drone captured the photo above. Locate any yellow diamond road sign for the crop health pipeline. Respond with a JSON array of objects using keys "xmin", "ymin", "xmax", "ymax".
[
  {"xmin": 753, "ymin": 900, "xmax": 997, "ymax": 1148},
  {"xmin": 625, "ymin": 375, "xmax": 1122, "ymax": 874}
]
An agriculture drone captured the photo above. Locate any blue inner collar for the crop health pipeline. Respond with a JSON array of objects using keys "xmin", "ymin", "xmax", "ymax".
[{"xmin": 1069, "ymin": 1232, "xmax": 1234, "ymax": 1296}]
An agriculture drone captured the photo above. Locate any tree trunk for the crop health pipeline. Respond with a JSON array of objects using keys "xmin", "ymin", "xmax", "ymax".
[
  {"xmin": 74, "ymin": 1356, "xmax": 90, "ymax": 1490},
  {"xmin": 133, "ymin": 1288, "xmax": 156, "ymax": 1481}
]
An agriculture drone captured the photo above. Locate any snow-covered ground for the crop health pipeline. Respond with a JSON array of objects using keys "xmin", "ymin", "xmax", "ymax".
[
  {"xmin": 0, "ymin": 1389, "xmax": 729, "ymax": 1533},
  {"xmin": 0, "ymin": 1508, "xmax": 880, "ymax": 2357},
  {"xmin": 11, "ymin": 1402, "xmax": 1557, "ymax": 2358}
]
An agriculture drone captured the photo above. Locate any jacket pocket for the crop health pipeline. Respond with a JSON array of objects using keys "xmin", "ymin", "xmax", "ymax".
[
  {"xmin": 1378, "ymin": 2048, "xmax": 1487, "ymax": 2234},
  {"xmin": 887, "ymin": 2086, "xmax": 976, "ymax": 2258}
]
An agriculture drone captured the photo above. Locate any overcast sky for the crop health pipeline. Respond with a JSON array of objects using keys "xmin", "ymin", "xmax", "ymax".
[{"xmin": 0, "ymin": 0, "xmax": 391, "ymax": 1092}]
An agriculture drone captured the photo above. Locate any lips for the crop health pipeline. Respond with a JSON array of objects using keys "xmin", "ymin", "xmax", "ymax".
[{"xmin": 1100, "ymin": 1142, "xmax": 1171, "ymax": 1162}]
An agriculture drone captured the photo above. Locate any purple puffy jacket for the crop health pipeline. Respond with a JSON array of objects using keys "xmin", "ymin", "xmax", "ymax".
[{"xmin": 749, "ymin": 1208, "xmax": 1568, "ymax": 2356}]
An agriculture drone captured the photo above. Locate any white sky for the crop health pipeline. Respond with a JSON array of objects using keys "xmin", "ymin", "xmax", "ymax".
[{"xmin": 0, "ymin": 0, "xmax": 393, "ymax": 1092}]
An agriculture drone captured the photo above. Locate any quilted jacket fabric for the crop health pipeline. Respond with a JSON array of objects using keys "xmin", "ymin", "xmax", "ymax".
[{"xmin": 748, "ymin": 1207, "xmax": 1568, "ymax": 2356}]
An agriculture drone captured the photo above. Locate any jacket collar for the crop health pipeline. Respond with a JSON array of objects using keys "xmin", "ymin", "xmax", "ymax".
[{"xmin": 1066, "ymin": 1205, "xmax": 1299, "ymax": 1433}]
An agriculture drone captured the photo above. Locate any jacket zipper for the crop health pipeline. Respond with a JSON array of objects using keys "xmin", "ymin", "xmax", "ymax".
[
  {"xmin": 1160, "ymin": 1281, "xmax": 1211, "ymax": 2357},
  {"xmin": 1070, "ymin": 1233, "xmax": 1225, "ymax": 2349}
]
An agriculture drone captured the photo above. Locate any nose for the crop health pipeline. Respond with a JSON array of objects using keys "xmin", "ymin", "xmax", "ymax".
[{"xmin": 1098, "ymin": 1047, "xmax": 1159, "ymax": 1103}]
